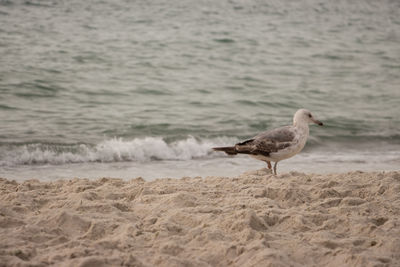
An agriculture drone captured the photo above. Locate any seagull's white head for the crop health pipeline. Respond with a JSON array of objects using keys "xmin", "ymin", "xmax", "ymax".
[{"xmin": 293, "ymin": 109, "xmax": 323, "ymax": 127}]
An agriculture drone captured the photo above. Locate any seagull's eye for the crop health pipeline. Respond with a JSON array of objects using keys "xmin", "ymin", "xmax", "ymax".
[{"xmin": 308, "ymin": 114, "xmax": 312, "ymax": 118}]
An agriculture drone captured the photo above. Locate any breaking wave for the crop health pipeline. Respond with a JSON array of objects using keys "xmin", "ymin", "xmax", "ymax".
[{"xmin": 0, "ymin": 136, "xmax": 238, "ymax": 166}]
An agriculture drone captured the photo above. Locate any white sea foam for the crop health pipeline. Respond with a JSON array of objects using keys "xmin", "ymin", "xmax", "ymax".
[
  {"xmin": 0, "ymin": 136, "xmax": 238, "ymax": 166},
  {"xmin": 2, "ymin": 136, "xmax": 400, "ymax": 170}
]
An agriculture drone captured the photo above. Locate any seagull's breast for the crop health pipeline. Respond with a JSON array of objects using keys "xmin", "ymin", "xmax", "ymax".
[{"xmin": 269, "ymin": 127, "xmax": 309, "ymax": 161}]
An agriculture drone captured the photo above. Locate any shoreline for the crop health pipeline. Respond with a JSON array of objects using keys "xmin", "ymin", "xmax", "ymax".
[
  {"xmin": 2, "ymin": 151, "xmax": 400, "ymax": 182},
  {"xmin": 1, "ymin": 170, "xmax": 399, "ymax": 266}
]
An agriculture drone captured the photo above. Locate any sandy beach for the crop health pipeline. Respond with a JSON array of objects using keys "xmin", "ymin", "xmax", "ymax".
[{"xmin": 1, "ymin": 169, "xmax": 399, "ymax": 267}]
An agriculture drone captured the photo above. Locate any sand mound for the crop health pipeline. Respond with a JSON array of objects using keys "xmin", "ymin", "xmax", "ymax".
[{"xmin": 1, "ymin": 170, "xmax": 399, "ymax": 266}]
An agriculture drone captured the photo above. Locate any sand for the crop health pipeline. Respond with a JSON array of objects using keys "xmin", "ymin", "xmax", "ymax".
[{"xmin": 0, "ymin": 169, "xmax": 399, "ymax": 267}]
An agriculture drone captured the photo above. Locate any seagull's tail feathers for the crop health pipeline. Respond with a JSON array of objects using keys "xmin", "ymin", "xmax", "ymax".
[{"xmin": 212, "ymin": 146, "xmax": 237, "ymax": 155}]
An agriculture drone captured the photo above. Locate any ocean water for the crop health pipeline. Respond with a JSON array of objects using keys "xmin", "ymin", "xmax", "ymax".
[{"xmin": 1, "ymin": 0, "xmax": 399, "ymax": 180}]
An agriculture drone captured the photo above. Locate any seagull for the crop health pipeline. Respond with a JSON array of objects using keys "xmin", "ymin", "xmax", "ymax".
[{"xmin": 213, "ymin": 109, "xmax": 323, "ymax": 175}]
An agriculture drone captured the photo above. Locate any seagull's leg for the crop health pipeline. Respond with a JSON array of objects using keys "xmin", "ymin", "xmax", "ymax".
[
  {"xmin": 273, "ymin": 162, "xmax": 278, "ymax": 175},
  {"xmin": 267, "ymin": 161, "xmax": 272, "ymax": 169}
]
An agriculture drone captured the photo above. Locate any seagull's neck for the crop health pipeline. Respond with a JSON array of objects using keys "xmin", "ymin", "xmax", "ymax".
[{"xmin": 293, "ymin": 121, "xmax": 309, "ymax": 136}]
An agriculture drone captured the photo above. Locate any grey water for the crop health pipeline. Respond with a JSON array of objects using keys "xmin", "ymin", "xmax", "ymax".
[{"xmin": 1, "ymin": 0, "xmax": 399, "ymax": 180}]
